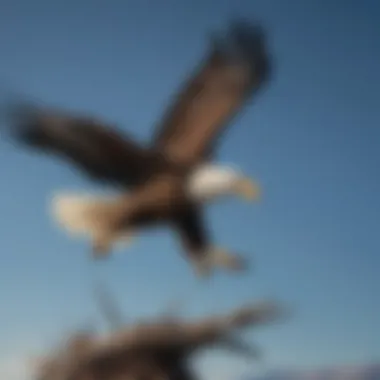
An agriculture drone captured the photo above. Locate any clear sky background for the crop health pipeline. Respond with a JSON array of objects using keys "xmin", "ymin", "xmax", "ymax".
[{"xmin": 0, "ymin": 0, "xmax": 379, "ymax": 379}]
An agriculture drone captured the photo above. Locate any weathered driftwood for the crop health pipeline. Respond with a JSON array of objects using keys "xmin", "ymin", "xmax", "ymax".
[{"xmin": 35, "ymin": 300, "xmax": 283, "ymax": 380}]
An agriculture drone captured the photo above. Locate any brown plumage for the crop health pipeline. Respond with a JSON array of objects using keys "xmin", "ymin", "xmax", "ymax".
[
  {"xmin": 33, "ymin": 299, "xmax": 283, "ymax": 380},
  {"xmin": 5, "ymin": 20, "xmax": 272, "ymax": 277}
]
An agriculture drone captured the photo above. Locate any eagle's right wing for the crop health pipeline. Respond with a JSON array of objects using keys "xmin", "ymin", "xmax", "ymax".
[
  {"xmin": 6, "ymin": 104, "xmax": 152, "ymax": 187},
  {"xmin": 151, "ymin": 20, "xmax": 271, "ymax": 168}
]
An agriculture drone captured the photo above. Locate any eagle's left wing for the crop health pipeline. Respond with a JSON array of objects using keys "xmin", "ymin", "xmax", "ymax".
[
  {"xmin": 6, "ymin": 104, "xmax": 152, "ymax": 187},
  {"xmin": 151, "ymin": 20, "xmax": 272, "ymax": 168}
]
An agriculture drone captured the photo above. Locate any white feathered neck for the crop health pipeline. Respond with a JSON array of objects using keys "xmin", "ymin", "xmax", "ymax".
[{"xmin": 186, "ymin": 164, "xmax": 242, "ymax": 202}]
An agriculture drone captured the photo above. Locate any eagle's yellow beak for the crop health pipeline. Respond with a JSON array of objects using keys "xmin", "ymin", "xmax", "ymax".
[{"xmin": 234, "ymin": 177, "xmax": 261, "ymax": 201}]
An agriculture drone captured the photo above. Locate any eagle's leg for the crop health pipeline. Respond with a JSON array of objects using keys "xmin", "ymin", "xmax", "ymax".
[
  {"xmin": 190, "ymin": 247, "xmax": 249, "ymax": 277},
  {"xmin": 210, "ymin": 247, "xmax": 248, "ymax": 271}
]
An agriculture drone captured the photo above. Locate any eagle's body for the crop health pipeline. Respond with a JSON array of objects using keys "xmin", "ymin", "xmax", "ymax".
[{"xmin": 6, "ymin": 20, "xmax": 272, "ymax": 277}]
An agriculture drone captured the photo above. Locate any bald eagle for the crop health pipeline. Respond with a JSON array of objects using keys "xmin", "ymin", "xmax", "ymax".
[{"xmin": 6, "ymin": 20, "xmax": 272, "ymax": 277}]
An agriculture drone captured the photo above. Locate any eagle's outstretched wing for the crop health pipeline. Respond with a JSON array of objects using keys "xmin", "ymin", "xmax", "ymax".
[
  {"xmin": 151, "ymin": 20, "xmax": 272, "ymax": 167},
  {"xmin": 6, "ymin": 104, "xmax": 152, "ymax": 187}
]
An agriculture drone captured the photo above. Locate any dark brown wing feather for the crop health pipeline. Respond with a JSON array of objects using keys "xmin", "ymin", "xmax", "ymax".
[
  {"xmin": 7, "ymin": 105, "xmax": 152, "ymax": 187},
  {"xmin": 151, "ymin": 20, "xmax": 272, "ymax": 167}
]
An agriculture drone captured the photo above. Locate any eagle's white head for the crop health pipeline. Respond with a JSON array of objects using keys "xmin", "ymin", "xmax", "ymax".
[{"xmin": 187, "ymin": 164, "xmax": 260, "ymax": 203}]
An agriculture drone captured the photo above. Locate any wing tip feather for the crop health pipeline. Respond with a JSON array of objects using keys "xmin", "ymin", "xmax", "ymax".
[{"xmin": 211, "ymin": 19, "xmax": 273, "ymax": 87}]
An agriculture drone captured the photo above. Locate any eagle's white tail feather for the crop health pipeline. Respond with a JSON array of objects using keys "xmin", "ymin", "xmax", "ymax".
[{"xmin": 50, "ymin": 193, "xmax": 132, "ymax": 245}]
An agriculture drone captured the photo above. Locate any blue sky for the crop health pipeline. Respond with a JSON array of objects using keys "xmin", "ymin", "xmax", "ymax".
[{"xmin": 0, "ymin": 0, "xmax": 379, "ymax": 379}]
